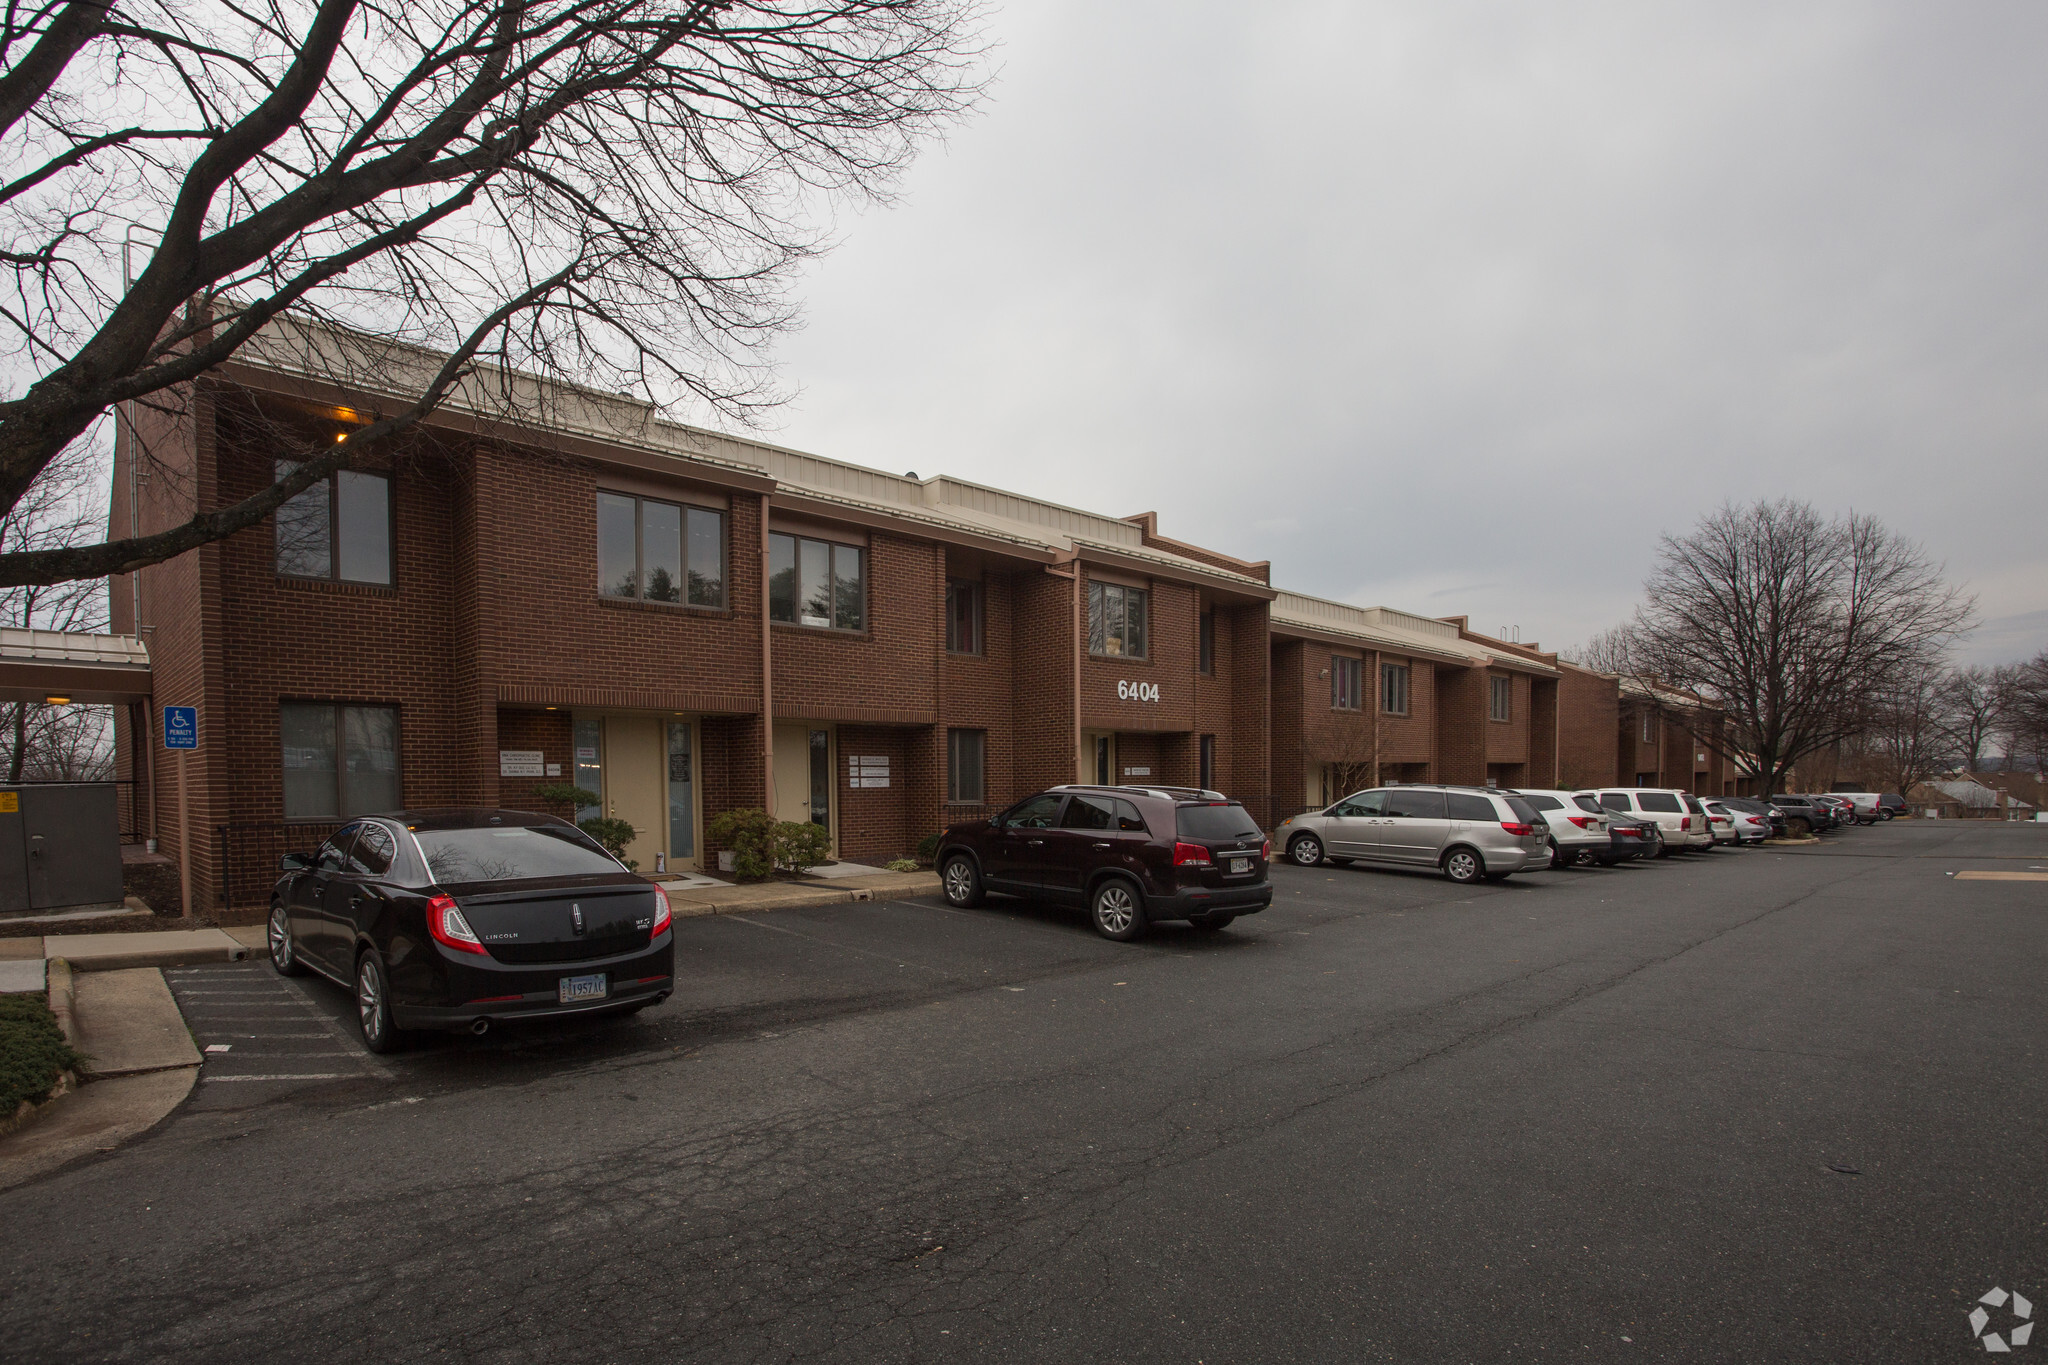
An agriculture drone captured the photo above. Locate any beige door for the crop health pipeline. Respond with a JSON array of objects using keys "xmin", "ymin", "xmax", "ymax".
[
  {"xmin": 772, "ymin": 721, "xmax": 834, "ymax": 849},
  {"xmin": 604, "ymin": 715, "xmax": 666, "ymax": 872},
  {"xmin": 1079, "ymin": 731, "xmax": 1117, "ymax": 786}
]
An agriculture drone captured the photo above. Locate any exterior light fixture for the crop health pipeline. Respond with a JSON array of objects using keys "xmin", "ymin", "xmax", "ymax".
[
  {"xmin": 335, "ymin": 432, "xmax": 348, "ymax": 444},
  {"xmin": 44, "ymin": 695, "xmax": 69, "ymax": 704}
]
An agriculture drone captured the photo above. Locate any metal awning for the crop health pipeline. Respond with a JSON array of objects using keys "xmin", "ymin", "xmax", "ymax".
[{"xmin": 0, "ymin": 628, "xmax": 152, "ymax": 704}]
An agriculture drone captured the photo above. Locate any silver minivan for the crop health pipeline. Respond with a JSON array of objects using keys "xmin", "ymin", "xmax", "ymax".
[{"xmin": 1274, "ymin": 786, "xmax": 1552, "ymax": 884}]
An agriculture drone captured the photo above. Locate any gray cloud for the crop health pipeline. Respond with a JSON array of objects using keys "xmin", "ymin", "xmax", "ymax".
[{"xmin": 758, "ymin": 0, "xmax": 2048, "ymax": 665}]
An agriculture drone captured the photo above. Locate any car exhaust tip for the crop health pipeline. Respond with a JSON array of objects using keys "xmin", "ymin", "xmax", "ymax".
[{"xmin": 470, "ymin": 1018, "xmax": 491, "ymax": 1036}]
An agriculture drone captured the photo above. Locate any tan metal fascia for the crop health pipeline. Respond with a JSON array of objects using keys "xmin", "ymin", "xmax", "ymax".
[
  {"xmin": 767, "ymin": 485, "xmax": 1058, "ymax": 564},
  {"xmin": 1065, "ymin": 538, "xmax": 1278, "ymax": 603},
  {"xmin": 1266, "ymin": 618, "xmax": 1476, "ymax": 669}
]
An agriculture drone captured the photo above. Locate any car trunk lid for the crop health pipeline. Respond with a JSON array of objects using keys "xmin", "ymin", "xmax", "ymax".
[{"xmin": 447, "ymin": 875, "xmax": 656, "ymax": 964}]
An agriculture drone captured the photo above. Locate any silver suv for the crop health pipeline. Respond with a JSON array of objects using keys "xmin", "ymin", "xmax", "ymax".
[{"xmin": 1273, "ymin": 786, "xmax": 1552, "ymax": 884}]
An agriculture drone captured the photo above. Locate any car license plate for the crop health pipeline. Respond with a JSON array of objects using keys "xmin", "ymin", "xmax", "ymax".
[
  {"xmin": 1229, "ymin": 856, "xmax": 1251, "ymax": 874},
  {"xmin": 558, "ymin": 973, "xmax": 608, "ymax": 1003}
]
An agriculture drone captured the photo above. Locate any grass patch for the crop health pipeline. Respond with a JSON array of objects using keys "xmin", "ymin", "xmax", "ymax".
[{"xmin": 1, "ymin": 992, "xmax": 84, "ymax": 1112}]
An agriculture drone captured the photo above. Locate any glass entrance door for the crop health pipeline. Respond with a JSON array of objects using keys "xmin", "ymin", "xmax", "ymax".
[{"xmin": 667, "ymin": 719, "xmax": 695, "ymax": 865}]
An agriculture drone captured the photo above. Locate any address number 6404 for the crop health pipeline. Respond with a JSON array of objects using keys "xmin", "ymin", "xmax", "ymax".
[{"xmin": 1116, "ymin": 680, "xmax": 1160, "ymax": 702}]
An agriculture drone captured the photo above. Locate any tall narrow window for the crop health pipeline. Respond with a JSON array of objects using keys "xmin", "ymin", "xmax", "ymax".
[
  {"xmin": 275, "ymin": 461, "xmax": 391, "ymax": 585},
  {"xmin": 667, "ymin": 720, "xmax": 694, "ymax": 859},
  {"xmin": 948, "ymin": 729, "xmax": 986, "ymax": 804},
  {"xmin": 770, "ymin": 532, "xmax": 864, "ymax": 631},
  {"xmin": 1198, "ymin": 608, "xmax": 1215, "ymax": 674},
  {"xmin": 1332, "ymin": 656, "xmax": 1363, "ymax": 710},
  {"xmin": 574, "ymin": 718, "xmax": 603, "ymax": 823},
  {"xmin": 1381, "ymin": 662, "xmax": 1411, "ymax": 716},
  {"xmin": 946, "ymin": 579, "xmax": 984, "ymax": 655},
  {"xmin": 1641, "ymin": 711, "xmax": 1656, "ymax": 744},
  {"xmin": 598, "ymin": 493, "xmax": 724, "ymax": 607},
  {"xmin": 1490, "ymin": 675, "xmax": 1512, "ymax": 722},
  {"xmin": 1086, "ymin": 581, "xmax": 1149, "ymax": 658},
  {"xmin": 280, "ymin": 703, "xmax": 400, "ymax": 819},
  {"xmin": 1199, "ymin": 734, "xmax": 1216, "ymax": 791},
  {"xmin": 808, "ymin": 729, "xmax": 830, "ymax": 827}
]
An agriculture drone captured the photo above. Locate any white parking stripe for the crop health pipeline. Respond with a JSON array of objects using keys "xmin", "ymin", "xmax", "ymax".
[{"xmin": 203, "ymin": 1074, "xmax": 348, "ymax": 1083}]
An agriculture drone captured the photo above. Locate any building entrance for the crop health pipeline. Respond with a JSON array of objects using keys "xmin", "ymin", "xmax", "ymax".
[
  {"xmin": 773, "ymin": 721, "xmax": 834, "ymax": 851},
  {"xmin": 572, "ymin": 713, "xmax": 700, "ymax": 871},
  {"xmin": 1081, "ymin": 731, "xmax": 1117, "ymax": 787}
]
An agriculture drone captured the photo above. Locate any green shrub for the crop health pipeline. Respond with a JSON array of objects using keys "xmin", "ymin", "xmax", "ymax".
[
  {"xmin": 533, "ymin": 782, "xmax": 599, "ymax": 814},
  {"xmin": 0, "ymin": 993, "xmax": 84, "ymax": 1112},
  {"xmin": 885, "ymin": 858, "xmax": 919, "ymax": 873},
  {"xmin": 707, "ymin": 807, "xmax": 778, "ymax": 881},
  {"xmin": 915, "ymin": 832, "xmax": 942, "ymax": 862},
  {"xmin": 771, "ymin": 820, "xmax": 834, "ymax": 875},
  {"xmin": 577, "ymin": 815, "xmax": 638, "ymax": 870}
]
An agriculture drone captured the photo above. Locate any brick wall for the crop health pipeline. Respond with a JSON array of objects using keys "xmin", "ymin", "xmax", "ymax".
[
  {"xmin": 1435, "ymin": 665, "xmax": 1487, "ymax": 785},
  {"xmin": 1556, "ymin": 666, "xmax": 1619, "ymax": 791}
]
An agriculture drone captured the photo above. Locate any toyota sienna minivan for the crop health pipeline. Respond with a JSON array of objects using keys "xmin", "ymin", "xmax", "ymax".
[{"xmin": 1274, "ymin": 785, "xmax": 1551, "ymax": 883}]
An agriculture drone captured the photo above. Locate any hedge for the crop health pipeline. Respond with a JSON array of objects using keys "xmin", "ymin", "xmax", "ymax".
[{"xmin": 0, "ymin": 992, "xmax": 84, "ymax": 1113}]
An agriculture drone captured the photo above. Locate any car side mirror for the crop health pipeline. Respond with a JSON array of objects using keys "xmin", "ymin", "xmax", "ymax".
[{"xmin": 279, "ymin": 851, "xmax": 312, "ymax": 872}]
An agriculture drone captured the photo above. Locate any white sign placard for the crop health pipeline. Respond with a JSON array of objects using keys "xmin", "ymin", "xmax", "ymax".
[
  {"xmin": 1116, "ymin": 680, "xmax": 1160, "ymax": 702},
  {"xmin": 499, "ymin": 750, "xmax": 545, "ymax": 777},
  {"xmin": 849, "ymin": 755, "xmax": 890, "ymax": 769},
  {"xmin": 545, "ymin": 763, "xmax": 562, "ymax": 778},
  {"xmin": 1123, "ymin": 766, "xmax": 1152, "ymax": 777},
  {"xmin": 849, "ymin": 776, "xmax": 891, "ymax": 789}
]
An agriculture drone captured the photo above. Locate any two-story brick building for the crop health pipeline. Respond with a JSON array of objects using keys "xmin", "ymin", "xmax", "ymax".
[{"xmin": 111, "ymin": 330, "xmax": 1280, "ymax": 907}]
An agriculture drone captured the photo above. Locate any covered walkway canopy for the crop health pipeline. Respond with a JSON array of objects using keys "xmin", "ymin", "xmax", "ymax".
[{"xmin": 0, "ymin": 628, "xmax": 152, "ymax": 704}]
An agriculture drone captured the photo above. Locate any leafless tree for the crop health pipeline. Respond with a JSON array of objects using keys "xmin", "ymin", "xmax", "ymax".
[
  {"xmin": 1625, "ymin": 500, "xmax": 1975, "ymax": 797},
  {"xmin": 0, "ymin": 427, "xmax": 111, "ymax": 776},
  {"xmin": 0, "ymin": 0, "xmax": 984, "ymax": 588},
  {"xmin": 1560, "ymin": 625, "xmax": 1637, "ymax": 675},
  {"xmin": 1861, "ymin": 663, "xmax": 1956, "ymax": 798},
  {"xmin": 1937, "ymin": 664, "xmax": 2007, "ymax": 771},
  {"xmin": 2003, "ymin": 652, "xmax": 2048, "ymax": 773}
]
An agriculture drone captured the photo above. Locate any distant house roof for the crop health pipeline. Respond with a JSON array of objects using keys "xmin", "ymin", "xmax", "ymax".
[{"xmin": 1918, "ymin": 779, "xmax": 2035, "ymax": 810}]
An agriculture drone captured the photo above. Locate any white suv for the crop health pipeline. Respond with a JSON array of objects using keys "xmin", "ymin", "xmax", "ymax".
[
  {"xmin": 1580, "ymin": 788, "xmax": 1710, "ymax": 856},
  {"xmin": 1515, "ymin": 790, "xmax": 1611, "ymax": 868}
]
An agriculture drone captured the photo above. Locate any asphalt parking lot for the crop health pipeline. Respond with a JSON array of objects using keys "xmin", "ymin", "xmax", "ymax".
[{"xmin": 3, "ymin": 819, "xmax": 2044, "ymax": 1362}]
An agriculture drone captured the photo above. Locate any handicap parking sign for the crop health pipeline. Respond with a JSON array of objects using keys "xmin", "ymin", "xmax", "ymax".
[{"xmin": 163, "ymin": 706, "xmax": 197, "ymax": 750}]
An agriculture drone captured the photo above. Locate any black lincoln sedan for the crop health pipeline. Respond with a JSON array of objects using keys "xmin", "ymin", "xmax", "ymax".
[
  {"xmin": 935, "ymin": 785, "xmax": 1272, "ymax": 940},
  {"xmin": 268, "ymin": 809, "xmax": 675, "ymax": 1053}
]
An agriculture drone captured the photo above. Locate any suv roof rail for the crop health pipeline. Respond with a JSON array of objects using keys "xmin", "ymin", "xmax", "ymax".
[{"xmin": 1049, "ymin": 783, "xmax": 1231, "ymax": 802}]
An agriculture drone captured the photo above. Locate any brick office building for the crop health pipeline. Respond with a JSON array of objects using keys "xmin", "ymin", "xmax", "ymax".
[
  {"xmin": 1615, "ymin": 677, "xmax": 1732, "ymax": 795},
  {"xmin": 111, "ymin": 332, "xmax": 1276, "ymax": 909}
]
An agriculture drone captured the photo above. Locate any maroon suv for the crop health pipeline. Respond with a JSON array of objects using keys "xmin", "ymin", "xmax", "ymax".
[{"xmin": 936, "ymin": 785, "xmax": 1273, "ymax": 940}]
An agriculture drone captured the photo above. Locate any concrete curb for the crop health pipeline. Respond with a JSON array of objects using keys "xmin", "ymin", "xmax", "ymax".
[
  {"xmin": 40, "ymin": 928, "xmax": 249, "ymax": 972},
  {"xmin": 667, "ymin": 872, "xmax": 941, "ymax": 917},
  {"xmin": 45, "ymin": 957, "xmax": 77, "ymax": 1046}
]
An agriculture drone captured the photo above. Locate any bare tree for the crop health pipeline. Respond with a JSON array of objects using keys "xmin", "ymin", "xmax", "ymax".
[
  {"xmin": 2003, "ymin": 652, "xmax": 2048, "ymax": 773},
  {"xmin": 1938, "ymin": 664, "xmax": 2007, "ymax": 771},
  {"xmin": 1861, "ymin": 663, "xmax": 1955, "ymax": 798},
  {"xmin": 0, "ymin": 0, "xmax": 984, "ymax": 588},
  {"xmin": 1560, "ymin": 625, "xmax": 1637, "ymax": 675},
  {"xmin": 0, "ymin": 429, "xmax": 109, "ymax": 778},
  {"xmin": 1625, "ymin": 500, "xmax": 1975, "ymax": 797}
]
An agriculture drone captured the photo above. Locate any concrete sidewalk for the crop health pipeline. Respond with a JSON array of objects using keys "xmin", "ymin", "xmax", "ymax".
[{"xmin": 666, "ymin": 870, "xmax": 939, "ymax": 916}]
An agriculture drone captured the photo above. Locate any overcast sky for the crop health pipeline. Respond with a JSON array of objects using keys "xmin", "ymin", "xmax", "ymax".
[{"xmin": 756, "ymin": 0, "xmax": 2047, "ymax": 665}]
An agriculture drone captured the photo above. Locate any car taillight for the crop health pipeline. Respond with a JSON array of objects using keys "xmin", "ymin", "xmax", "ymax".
[
  {"xmin": 649, "ymin": 885, "xmax": 672, "ymax": 937},
  {"xmin": 1260, "ymin": 838, "xmax": 1271, "ymax": 861},
  {"xmin": 1565, "ymin": 816, "xmax": 1595, "ymax": 829},
  {"xmin": 426, "ymin": 893, "xmax": 488, "ymax": 955},
  {"xmin": 1173, "ymin": 841, "xmax": 1212, "ymax": 865},
  {"xmin": 1500, "ymin": 822, "xmax": 1535, "ymax": 837},
  {"xmin": 1711, "ymin": 816, "xmax": 1730, "ymax": 825},
  {"xmin": 1680, "ymin": 816, "xmax": 1691, "ymax": 830}
]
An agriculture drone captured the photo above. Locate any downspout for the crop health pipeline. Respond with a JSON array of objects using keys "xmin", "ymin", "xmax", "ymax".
[
  {"xmin": 1369, "ymin": 650, "xmax": 1380, "ymax": 789},
  {"xmin": 1045, "ymin": 555, "xmax": 1082, "ymax": 783},
  {"xmin": 761, "ymin": 491, "xmax": 774, "ymax": 814}
]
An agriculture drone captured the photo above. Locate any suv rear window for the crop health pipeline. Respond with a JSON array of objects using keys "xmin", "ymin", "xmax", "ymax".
[
  {"xmin": 1175, "ymin": 803, "xmax": 1262, "ymax": 841},
  {"xmin": 1503, "ymin": 796, "xmax": 1542, "ymax": 824},
  {"xmin": 416, "ymin": 825, "xmax": 620, "ymax": 883},
  {"xmin": 1638, "ymin": 792, "xmax": 1682, "ymax": 813},
  {"xmin": 1524, "ymin": 794, "xmax": 1562, "ymax": 812},
  {"xmin": 1573, "ymin": 795, "xmax": 1604, "ymax": 815}
]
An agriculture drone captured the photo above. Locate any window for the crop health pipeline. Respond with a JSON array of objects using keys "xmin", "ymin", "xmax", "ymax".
[
  {"xmin": 1490, "ymin": 675, "xmax": 1512, "ymax": 722},
  {"xmin": 417, "ymin": 825, "xmax": 619, "ymax": 882},
  {"xmin": 1086, "ymin": 581, "xmax": 1148, "ymax": 658},
  {"xmin": 1641, "ymin": 711, "xmax": 1656, "ymax": 744},
  {"xmin": 1332, "ymin": 791, "xmax": 1386, "ymax": 818},
  {"xmin": 1062, "ymin": 794, "xmax": 1147, "ymax": 832},
  {"xmin": 1446, "ymin": 792, "xmax": 1496, "ymax": 821},
  {"xmin": 1001, "ymin": 793, "xmax": 1063, "ymax": 828},
  {"xmin": 1198, "ymin": 609, "xmax": 1215, "ymax": 674},
  {"xmin": 667, "ymin": 721, "xmax": 694, "ymax": 859},
  {"xmin": 573, "ymin": 718, "xmax": 602, "ymax": 823},
  {"xmin": 1524, "ymin": 794, "xmax": 1563, "ymax": 812},
  {"xmin": 346, "ymin": 822, "xmax": 396, "ymax": 875},
  {"xmin": 770, "ymin": 532, "xmax": 864, "ymax": 631},
  {"xmin": 275, "ymin": 461, "xmax": 391, "ymax": 584},
  {"xmin": 1199, "ymin": 734, "xmax": 1216, "ymax": 791},
  {"xmin": 1385, "ymin": 789, "xmax": 1447, "ymax": 819},
  {"xmin": 1381, "ymin": 662, "xmax": 1411, "ymax": 715},
  {"xmin": 1175, "ymin": 803, "xmax": 1263, "ymax": 841},
  {"xmin": 1599, "ymin": 791, "xmax": 1629, "ymax": 811},
  {"xmin": 946, "ymin": 579, "xmax": 983, "ymax": 654},
  {"xmin": 1638, "ymin": 792, "xmax": 1682, "ymax": 813},
  {"xmin": 598, "ymin": 492, "xmax": 723, "ymax": 607},
  {"xmin": 281, "ymin": 703, "xmax": 400, "ymax": 820},
  {"xmin": 1332, "ymin": 656, "xmax": 1363, "ymax": 710},
  {"xmin": 947, "ymin": 728, "xmax": 985, "ymax": 804}
]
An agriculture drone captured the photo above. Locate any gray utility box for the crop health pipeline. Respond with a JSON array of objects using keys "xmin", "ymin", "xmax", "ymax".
[{"xmin": 0, "ymin": 783, "xmax": 124, "ymax": 915}]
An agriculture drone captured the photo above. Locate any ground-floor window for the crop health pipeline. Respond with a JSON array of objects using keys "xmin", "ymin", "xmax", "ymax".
[
  {"xmin": 948, "ymin": 728, "xmax": 986, "ymax": 804},
  {"xmin": 574, "ymin": 718, "xmax": 602, "ymax": 821},
  {"xmin": 668, "ymin": 721, "xmax": 694, "ymax": 858},
  {"xmin": 809, "ymin": 729, "xmax": 830, "ymax": 827},
  {"xmin": 281, "ymin": 702, "xmax": 400, "ymax": 820}
]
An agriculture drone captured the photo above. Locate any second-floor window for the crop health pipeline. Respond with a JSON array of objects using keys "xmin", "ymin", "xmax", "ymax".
[
  {"xmin": 1087, "ymin": 581, "xmax": 1148, "ymax": 658},
  {"xmin": 276, "ymin": 461, "xmax": 391, "ymax": 584},
  {"xmin": 1332, "ymin": 656, "xmax": 1362, "ymax": 710},
  {"xmin": 598, "ymin": 492, "xmax": 724, "ymax": 607},
  {"xmin": 1641, "ymin": 711, "xmax": 1656, "ymax": 744},
  {"xmin": 946, "ymin": 578, "xmax": 983, "ymax": 654},
  {"xmin": 1381, "ymin": 661, "xmax": 1411, "ymax": 715},
  {"xmin": 1198, "ymin": 608, "xmax": 1215, "ymax": 674},
  {"xmin": 1490, "ymin": 675, "xmax": 1512, "ymax": 722},
  {"xmin": 770, "ymin": 532, "xmax": 864, "ymax": 631}
]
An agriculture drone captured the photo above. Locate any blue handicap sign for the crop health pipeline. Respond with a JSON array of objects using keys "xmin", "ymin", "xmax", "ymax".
[{"xmin": 163, "ymin": 706, "xmax": 198, "ymax": 750}]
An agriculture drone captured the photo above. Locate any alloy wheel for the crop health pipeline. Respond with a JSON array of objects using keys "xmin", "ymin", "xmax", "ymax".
[
  {"xmin": 1445, "ymin": 849, "xmax": 1480, "ymax": 883},
  {"xmin": 1289, "ymin": 835, "xmax": 1323, "ymax": 866},
  {"xmin": 268, "ymin": 904, "xmax": 292, "ymax": 970},
  {"xmin": 1094, "ymin": 884, "xmax": 1137, "ymax": 936},
  {"xmin": 944, "ymin": 859, "xmax": 974, "ymax": 904},
  {"xmin": 357, "ymin": 956, "xmax": 385, "ymax": 1047}
]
